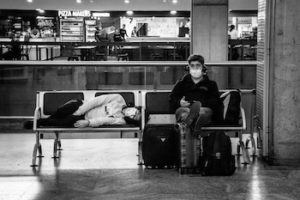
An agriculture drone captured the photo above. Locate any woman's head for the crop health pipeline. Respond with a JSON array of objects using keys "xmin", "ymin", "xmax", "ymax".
[{"xmin": 122, "ymin": 107, "xmax": 141, "ymax": 121}]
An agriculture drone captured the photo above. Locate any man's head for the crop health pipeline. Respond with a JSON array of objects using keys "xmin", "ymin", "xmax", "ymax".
[
  {"xmin": 187, "ymin": 54, "xmax": 207, "ymax": 79},
  {"xmin": 229, "ymin": 25, "xmax": 235, "ymax": 31}
]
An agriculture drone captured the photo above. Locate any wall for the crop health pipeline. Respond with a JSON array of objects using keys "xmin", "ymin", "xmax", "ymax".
[{"xmin": 229, "ymin": 0, "xmax": 258, "ymax": 11}]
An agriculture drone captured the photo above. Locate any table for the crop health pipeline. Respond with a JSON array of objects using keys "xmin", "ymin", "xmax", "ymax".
[
  {"xmin": 120, "ymin": 46, "xmax": 140, "ymax": 61},
  {"xmin": 74, "ymin": 46, "xmax": 97, "ymax": 61}
]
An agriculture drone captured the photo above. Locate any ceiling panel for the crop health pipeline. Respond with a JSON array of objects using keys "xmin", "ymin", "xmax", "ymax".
[{"xmin": 0, "ymin": 0, "xmax": 191, "ymax": 11}]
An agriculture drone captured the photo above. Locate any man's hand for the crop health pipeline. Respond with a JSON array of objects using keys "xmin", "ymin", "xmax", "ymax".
[
  {"xmin": 74, "ymin": 120, "xmax": 89, "ymax": 128},
  {"xmin": 180, "ymin": 96, "xmax": 190, "ymax": 107},
  {"xmin": 73, "ymin": 109, "xmax": 81, "ymax": 116}
]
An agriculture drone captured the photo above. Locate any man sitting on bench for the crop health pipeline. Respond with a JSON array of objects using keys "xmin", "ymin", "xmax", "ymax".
[
  {"xmin": 37, "ymin": 94, "xmax": 141, "ymax": 128},
  {"xmin": 169, "ymin": 54, "xmax": 224, "ymax": 136}
]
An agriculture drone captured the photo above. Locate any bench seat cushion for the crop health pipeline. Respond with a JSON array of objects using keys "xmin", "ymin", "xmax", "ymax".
[{"xmin": 43, "ymin": 92, "xmax": 84, "ymax": 115}]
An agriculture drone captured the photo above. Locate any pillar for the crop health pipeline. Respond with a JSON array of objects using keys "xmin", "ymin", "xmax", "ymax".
[
  {"xmin": 268, "ymin": 0, "xmax": 300, "ymax": 165},
  {"xmin": 191, "ymin": 0, "xmax": 229, "ymax": 89}
]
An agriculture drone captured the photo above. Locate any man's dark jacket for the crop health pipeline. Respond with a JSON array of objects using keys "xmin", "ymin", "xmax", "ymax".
[{"xmin": 169, "ymin": 74, "xmax": 224, "ymax": 124}]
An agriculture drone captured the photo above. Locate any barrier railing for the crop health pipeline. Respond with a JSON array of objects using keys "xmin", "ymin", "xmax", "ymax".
[
  {"xmin": 0, "ymin": 61, "xmax": 256, "ymax": 132},
  {"xmin": 0, "ymin": 41, "xmax": 190, "ymax": 61}
]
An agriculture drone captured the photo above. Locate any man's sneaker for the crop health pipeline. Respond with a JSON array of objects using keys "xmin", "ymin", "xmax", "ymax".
[{"xmin": 183, "ymin": 101, "xmax": 201, "ymax": 127}]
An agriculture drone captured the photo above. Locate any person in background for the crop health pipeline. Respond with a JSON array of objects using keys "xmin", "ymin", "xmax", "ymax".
[
  {"xmin": 131, "ymin": 26, "xmax": 138, "ymax": 37},
  {"xmin": 99, "ymin": 27, "xmax": 109, "ymax": 42},
  {"xmin": 252, "ymin": 27, "xmax": 257, "ymax": 40},
  {"xmin": 23, "ymin": 28, "xmax": 31, "ymax": 57},
  {"xmin": 169, "ymin": 54, "xmax": 223, "ymax": 136},
  {"xmin": 185, "ymin": 18, "xmax": 191, "ymax": 37},
  {"xmin": 24, "ymin": 28, "xmax": 31, "ymax": 43},
  {"xmin": 119, "ymin": 24, "xmax": 128, "ymax": 40},
  {"xmin": 31, "ymin": 27, "xmax": 40, "ymax": 38},
  {"xmin": 94, "ymin": 26, "xmax": 109, "ymax": 60},
  {"xmin": 113, "ymin": 28, "xmax": 123, "ymax": 42},
  {"xmin": 178, "ymin": 22, "xmax": 186, "ymax": 37},
  {"xmin": 1, "ymin": 33, "xmax": 22, "ymax": 60},
  {"xmin": 228, "ymin": 25, "xmax": 238, "ymax": 39},
  {"xmin": 95, "ymin": 26, "xmax": 101, "ymax": 42},
  {"xmin": 228, "ymin": 25, "xmax": 239, "ymax": 60}
]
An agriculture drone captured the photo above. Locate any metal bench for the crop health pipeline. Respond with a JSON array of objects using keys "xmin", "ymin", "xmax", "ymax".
[{"xmin": 31, "ymin": 90, "xmax": 142, "ymax": 167}]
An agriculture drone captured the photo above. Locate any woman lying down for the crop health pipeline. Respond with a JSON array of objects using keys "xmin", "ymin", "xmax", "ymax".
[{"xmin": 37, "ymin": 94, "xmax": 141, "ymax": 128}]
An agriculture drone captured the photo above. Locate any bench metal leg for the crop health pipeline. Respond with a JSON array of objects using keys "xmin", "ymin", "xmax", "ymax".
[
  {"xmin": 52, "ymin": 131, "xmax": 61, "ymax": 159},
  {"xmin": 238, "ymin": 131, "xmax": 250, "ymax": 164},
  {"xmin": 37, "ymin": 144, "xmax": 44, "ymax": 158},
  {"xmin": 137, "ymin": 130, "xmax": 143, "ymax": 165},
  {"xmin": 58, "ymin": 140, "xmax": 62, "ymax": 150},
  {"xmin": 31, "ymin": 131, "xmax": 43, "ymax": 167},
  {"xmin": 245, "ymin": 136, "xmax": 257, "ymax": 156}
]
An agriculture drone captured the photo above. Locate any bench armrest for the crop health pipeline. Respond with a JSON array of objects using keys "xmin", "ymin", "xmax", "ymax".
[
  {"xmin": 33, "ymin": 107, "xmax": 41, "ymax": 131},
  {"xmin": 240, "ymin": 107, "xmax": 246, "ymax": 130},
  {"xmin": 141, "ymin": 106, "xmax": 146, "ymax": 131}
]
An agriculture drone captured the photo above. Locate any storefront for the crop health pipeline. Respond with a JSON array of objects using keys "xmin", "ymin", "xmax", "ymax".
[
  {"xmin": 228, "ymin": 11, "xmax": 258, "ymax": 60},
  {"xmin": 0, "ymin": 9, "xmax": 58, "ymax": 40}
]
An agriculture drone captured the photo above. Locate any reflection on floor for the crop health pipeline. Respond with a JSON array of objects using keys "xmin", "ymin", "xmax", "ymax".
[{"xmin": 0, "ymin": 133, "xmax": 299, "ymax": 200}]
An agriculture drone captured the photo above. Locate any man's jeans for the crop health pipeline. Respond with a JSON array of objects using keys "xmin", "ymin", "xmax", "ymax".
[{"xmin": 175, "ymin": 105, "xmax": 213, "ymax": 136}]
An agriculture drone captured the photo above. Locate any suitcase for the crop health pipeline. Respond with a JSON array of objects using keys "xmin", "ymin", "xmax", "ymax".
[
  {"xmin": 176, "ymin": 123, "xmax": 202, "ymax": 174},
  {"xmin": 142, "ymin": 124, "xmax": 178, "ymax": 168}
]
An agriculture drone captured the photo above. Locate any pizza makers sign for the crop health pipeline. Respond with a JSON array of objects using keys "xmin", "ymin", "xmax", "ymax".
[{"xmin": 59, "ymin": 10, "xmax": 91, "ymax": 17}]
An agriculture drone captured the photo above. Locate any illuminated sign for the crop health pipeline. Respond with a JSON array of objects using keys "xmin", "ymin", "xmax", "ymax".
[{"xmin": 59, "ymin": 10, "xmax": 91, "ymax": 17}]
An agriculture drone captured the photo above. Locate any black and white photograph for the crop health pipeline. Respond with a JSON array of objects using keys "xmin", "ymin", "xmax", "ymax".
[{"xmin": 0, "ymin": 0, "xmax": 299, "ymax": 199}]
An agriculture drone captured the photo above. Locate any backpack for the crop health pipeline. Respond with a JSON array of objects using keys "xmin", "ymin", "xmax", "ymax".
[
  {"xmin": 200, "ymin": 131, "xmax": 236, "ymax": 176},
  {"xmin": 220, "ymin": 90, "xmax": 241, "ymax": 125}
]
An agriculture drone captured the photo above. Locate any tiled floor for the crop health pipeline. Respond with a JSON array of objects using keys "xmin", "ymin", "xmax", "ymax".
[{"xmin": 0, "ymin": 133, "xmax": 300, "ymax": 200}]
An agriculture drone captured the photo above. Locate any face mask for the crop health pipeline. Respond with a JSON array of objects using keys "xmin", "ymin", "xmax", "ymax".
[{"xmin": 190, "ymin": 68, "xmax": 203, "ymax": 79}]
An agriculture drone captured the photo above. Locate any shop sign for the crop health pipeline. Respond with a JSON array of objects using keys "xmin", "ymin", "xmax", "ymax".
[
  {"xmin": 237, "ymin": 17, "xmax": 252, "ymax": 24},
  {"xmin": 59, "ymin": 10, "xmax": 91, "ymax": 17}
]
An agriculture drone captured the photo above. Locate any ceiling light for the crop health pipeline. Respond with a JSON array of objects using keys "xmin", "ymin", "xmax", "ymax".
[
  {"xmin": 162, "ymin": 0, "xmax": 167, "ymax": 3},
  {"xmin": 170, "ymin": 10, "xmax": 177, "ymax": 15},
  {"xmin": 126, "ymin": 11, "xmax": 133, "ymax": 15},
  {"xmin": 172, "ymin": 0, "xmax": 178, "ymax": 4},
  {"xmin": 76, "ymin": 0, "xmax": 82, "ymax": 3},
  {"xmin": 27, "ymin": 0, "xmax": 33, "ymax": 3},
  {"xmin": 36, "ymin": 9, "xmax": 45, "ymax": 14},
  {"xmin": 124, "ymin": 0, "xmax": 130, "ymax": 3}
]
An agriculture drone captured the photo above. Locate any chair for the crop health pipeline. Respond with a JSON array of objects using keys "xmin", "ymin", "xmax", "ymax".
[
  {"xmin": 94, "ymin": 45, "xmax": 107, "ymax": 61},
  {"xmin": 115, "ymin": 46, "xmax": 128, "ymax": 61},
  {"xmin": 19, "ymin": 45, "xmax": 30, "ymax": 60},
  {"xmin": 64, "ymin": 43, "xmax": 80, "ymax": 61}
]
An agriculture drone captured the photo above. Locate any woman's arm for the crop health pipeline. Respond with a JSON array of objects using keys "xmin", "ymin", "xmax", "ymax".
[{"xmin": 74, "ymin": 94, "xmax": 125, "ymax": 115}]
